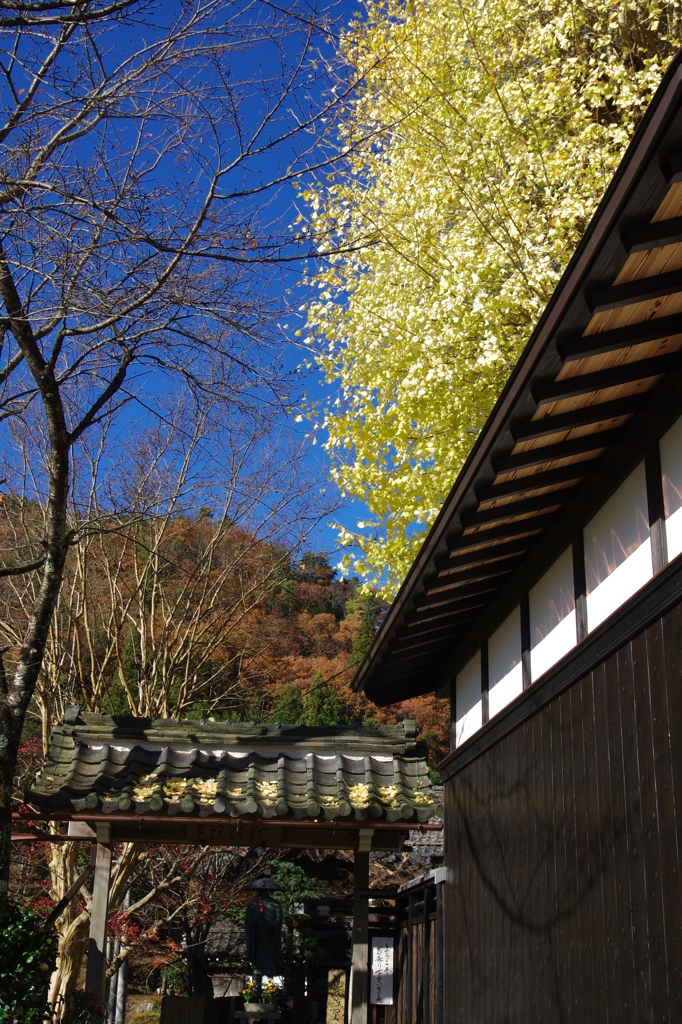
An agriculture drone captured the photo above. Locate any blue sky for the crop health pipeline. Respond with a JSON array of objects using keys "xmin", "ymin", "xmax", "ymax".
[{"xmin": 263, "ymin": 0, "xmax": 371, "ymax": 565}]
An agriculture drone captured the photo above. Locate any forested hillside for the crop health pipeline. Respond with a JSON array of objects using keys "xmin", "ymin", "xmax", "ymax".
[{"xmin": 3, "ymin": 507, "xmax": 448, "ymax": 766}]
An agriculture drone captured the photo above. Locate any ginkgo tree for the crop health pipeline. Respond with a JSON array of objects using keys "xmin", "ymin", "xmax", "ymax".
[{"xmin": 301, "ymin": 0, "xmax": 682, "ymax": 596}]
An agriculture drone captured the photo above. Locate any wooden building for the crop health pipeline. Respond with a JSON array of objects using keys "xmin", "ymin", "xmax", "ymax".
[{"xmin": 353, "ymin": 50, "xmax": 682, "ymax": 1024}]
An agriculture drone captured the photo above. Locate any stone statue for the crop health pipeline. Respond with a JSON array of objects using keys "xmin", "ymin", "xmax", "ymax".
[{"xmin": 245, "ymin": 880, "xmax": 284, "ymax": 978}]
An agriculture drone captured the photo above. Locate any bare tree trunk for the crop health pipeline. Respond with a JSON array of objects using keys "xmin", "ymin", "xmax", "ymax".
[
  {"xmin": 0, "ymin": 245, "xmax": 71, "ymax": 911},
  {"xmin": 47, "ymin": 841, "xmax": 144, "ymax": 1020}
]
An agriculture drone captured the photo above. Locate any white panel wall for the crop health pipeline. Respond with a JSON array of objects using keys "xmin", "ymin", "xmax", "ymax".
[
  {"xmin": 660, "ymin": 413, "xmax": 682, "ymax": 561},
  {"xmin": 529, "ymin": 546, "xmax": 576, "ymax": 681},
  {"xmin": 584, "ymin": 460, "xmax": 652, "ymax": 632},
  {"xmin": 455, "ymin": 649, "xmax": 482, "ymax": 747},
  {"xmin": 488, "ymin": 605, "xmax": 523, "ymax": 719}
]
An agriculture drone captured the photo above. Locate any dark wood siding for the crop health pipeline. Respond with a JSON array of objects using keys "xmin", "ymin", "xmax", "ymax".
[
  {"xmin": 370, "ymin": 884, "xmax": 443, "ymax": 1024},
  {"xmin": 444, "ymin": 599, "xmax": 682, "ymax": 1023}
]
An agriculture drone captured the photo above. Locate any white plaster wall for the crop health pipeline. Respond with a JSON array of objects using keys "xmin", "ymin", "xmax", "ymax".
[
  {"xmin": 529, "ymin": 546, "xmax": 577, "ymax": 682},
  {"xmin": 455, "ymin": 649, "xmax": 482, "ymax": 747},
  {"xmin": 488, "ymin": 605, "xmax": 523, "ymax": 719},
  {"xmin": 584, "ymin": 461, "xmax": 652, "ymax": 632},
  {"xmin": 660, "ymin": 413, "xmax": 682, "ymax": 561}
]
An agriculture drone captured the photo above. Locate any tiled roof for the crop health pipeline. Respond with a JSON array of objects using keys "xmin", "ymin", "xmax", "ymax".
[{"xmin": 26, "ymin": 707, "xmax": 443, "ymax": 823}]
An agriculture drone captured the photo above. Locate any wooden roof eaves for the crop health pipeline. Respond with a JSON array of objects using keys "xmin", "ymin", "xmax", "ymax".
[
  {"xmin": 434, "ymin": 360, "xmax": 682, "ymax": 693},
  {"xmin": 353, "ymin": 48, "xmax": 682, "ymax": 703},
  {"xmin": 558, "ymin": 311, "xmax": 682, "ymax": 361},
  {"xmin": 623, "ymin": 215, "xmax": 682, "ymax": 251},
  {"xmin": 533, "ymin": 353, "xmax": 677, "ymax": 405},
  {"xmin": 512, "ymin": 396, "xmax": 643, "ymax": 440},
  {"xmin": 494, "ymin": 432, "xmax": 619, "ymax": 472}
]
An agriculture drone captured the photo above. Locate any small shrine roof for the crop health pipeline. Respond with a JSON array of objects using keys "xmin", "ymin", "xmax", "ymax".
[{"xmin": 26, "ymin": 707, "xmax": 442, "ymax": 825}]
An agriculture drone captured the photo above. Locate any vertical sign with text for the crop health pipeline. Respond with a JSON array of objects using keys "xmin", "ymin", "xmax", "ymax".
[{"xmin": 370, "ymin": 936, "xmax": 394, "ymax": 1005}]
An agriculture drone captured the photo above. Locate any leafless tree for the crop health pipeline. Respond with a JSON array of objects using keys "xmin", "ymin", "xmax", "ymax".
[
  {"xmin": 2, "ymin": 397, "xmax": 322, "ymax": 1014},
  {"xmin": 0, "ymin": 0, "xmax": 363, "ymax": 911},
  {"xmin": 0, "ymin": 397, "xmax": 322, "ymax": 746}
]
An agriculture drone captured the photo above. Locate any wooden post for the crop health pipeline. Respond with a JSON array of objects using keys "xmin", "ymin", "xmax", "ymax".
[
  {"xmin": 480, "ymin": 639, "xmax": 489, "ymax": 725},
  {"xmin": 423, "ymin": 885, "xmax": 430, "ymax": 1024},
  {"xmin": 436, "ymin": 883, "xmax": 444, "ymax": 1024},
  {"xmin": 572, "ymin": 532, "xmax": 588, "ymax": 642},
  {"xmin": 646, "ymin": 441, "xmax": 668, "ymax": 574},
  {"xmin": 520, "ymin": 593, "xmax": 531, "ymax": 691},
  {"xmin": 85, "ymin": 827, "xmax": 112, "ymax": 1009},
  {"xmin": 449, "ymin": 678, "xmax": 456, "ymax": 753},
  {"xmin": 350, "ymin": 830, "xmax": 372, "ymax": 1024}
]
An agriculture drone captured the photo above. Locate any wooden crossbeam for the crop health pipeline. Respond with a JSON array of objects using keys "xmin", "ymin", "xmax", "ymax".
[
  {"xmin": 560, "ymin": 312, "xmax": 682, "ymax": 361},
  {"xmin": 589, "ymin": 267, "xmax": 682, "ymax": 312},
  {"xmin": 623, "ymin": 218, "xmax": 682, "ymax": 253},
  {"xmin": 434, "ymin": 542, "xmax": 528, "ymax": 577},
  {"xmin": 414, "ymin": 577, "xmax": 502, "ymax": 612},
  {"xmin": 663, "ymin": 153, "xmax": 682, "ymax": 183},
  {"xmin": 420, "ymin": 569, "xmax": 514, "ymax": 603},
  {"xmin": 444, "ymin": 521, "xmax": 549, "ymax": 553},
  {"xmin": 374, "ymin": 658, "xmax": 449, "ymax": 685},
  {"xmin": 534, "ymin": 353, "xmax": 677, "ymax": 406},
  {"xmin": 513, "ymin": 396, "xmax": 641, "ymax": 440},
  {"xmin": 405, "ymin": 600, "xmax": 487, "ymax": 628},
  {"xmin": 432, "ymin": 555, "xmax": 522, "ymax": 585},
  {"xmin": 494, "ymin": 431, "xmax": 618, "ymax": 473},
  {"xmin": 477, "ymin": 464, "xmax": 585, "ymax": 502},
  {"xmin": 402, "ymin": 623, "xmax": 476, "ymax": 646},
  {"xmin": 460, "ymin": 494, "xmax": 564, "ymax": 529},
  {"xmin": 392, "ymin": 624, "xmax": 462, "ymax": 650},
  {"xmin": 380, "ymin": 641, "xmax": 454, "ymax": 669}
]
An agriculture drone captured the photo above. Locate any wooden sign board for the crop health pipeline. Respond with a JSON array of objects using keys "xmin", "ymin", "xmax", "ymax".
[
  {"xmin": 160, "ymin": 996, "xmax": 205, "ymax": 1024},
  {"xmin": 370, "ymin": 936, "xmax": 394, "ymax": 1005}
]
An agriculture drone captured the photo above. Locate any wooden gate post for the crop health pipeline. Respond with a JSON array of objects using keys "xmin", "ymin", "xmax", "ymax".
[
  {"xmin": 85, "ymin": 824, "xmax": 112, "ymax": 1010},
  {"xmin": 350, "ymin": 829, "xmax": 373, "ymax": 1024}
]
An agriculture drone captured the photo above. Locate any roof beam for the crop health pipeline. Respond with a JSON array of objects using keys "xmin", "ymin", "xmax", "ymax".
[
  {"xmin": 477, "ymin": 464, "xmax": 587, "ymax": 502},
  {"xmin": 397, "ymin": 616, "xmax": 471, "ymax": 641},
  {"xmin": 420, "ymin": 569, "xmax": 515, "ymax": 603},
  {"xmin": 512, "ymin": 396, "xmax": 642, "ymax": 441},
  {"xmin": 559, "ymin": 312, "xmax": 682, "ymax": 362},
  {"xmin": 414, "ymin": 577, "xmax": 504, "ymax": 612},
  {"xmin": 623, "ymin": 217, "xmax": 682, "ymax": 253},
  {"xmin": 534, "ymin": 353, "xmax": 678, "ymax": 406},
  {"xmin": 494, "ymin": 430, "xmax": 619, "ymax": 473},
  {"xmin": 460, "ymin": 493, "xmax": 564, "ymax": 529},
  {"xmin": 390, "ymin": 631, "xmax": 457, "ymax": 656},
  {"xmin": 377, "ymin": 653, "xmax": 450, "ymax": 679},
  {"xmin": 432, "ymin": 550, "xmax": 525, "ymax": 581},
  {"xmin": 663, "ymin": 153, "xmax": 682, "ymax": 183},
  {"xmin": 589, "ymin": 267, "xmax": 682, "ymax": 313},
  {"xmin": 444, "ymin": 520, "xmax": 551, "ymax": 556},
  {"xmin": 405, "ymin": 600, "xmax": 487, "ymax": 628},
  {"xmin": 380, "ymin": 643, "xmax": 453, "ymax": 669}
]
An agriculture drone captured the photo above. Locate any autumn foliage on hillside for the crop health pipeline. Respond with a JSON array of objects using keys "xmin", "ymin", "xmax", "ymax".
[{"xmin": 3, "ymin": 505, "xmax": 448, "ymax": 765}]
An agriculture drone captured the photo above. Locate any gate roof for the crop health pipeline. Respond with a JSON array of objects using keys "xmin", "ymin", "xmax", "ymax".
[{"xmin": 25, "ymin": 707, "xmax": 442, "ymax": 828}]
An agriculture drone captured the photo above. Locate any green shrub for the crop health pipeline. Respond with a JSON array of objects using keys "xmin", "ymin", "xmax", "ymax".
[
  {"xmin": 0, "ymin": 896, "xmax": 56, "ymax": 1023},
  {"xmin": 58, "ymin": 990, "xmax": 103, "ymax": 1023}
]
